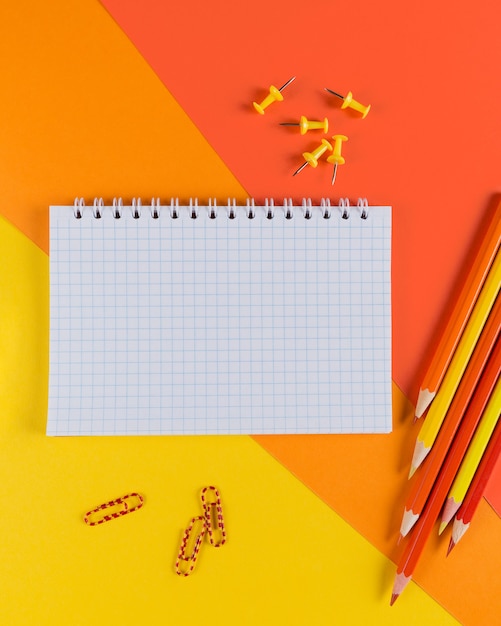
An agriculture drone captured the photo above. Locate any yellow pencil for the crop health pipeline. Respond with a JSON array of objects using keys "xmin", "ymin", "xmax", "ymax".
[
  {"xmin": 409, "ymin": 251, "xmax": 501, "ymax": 475},
  {"xmin": 439, "ymin": 377, "xmax": 501, "ymax": 533}
]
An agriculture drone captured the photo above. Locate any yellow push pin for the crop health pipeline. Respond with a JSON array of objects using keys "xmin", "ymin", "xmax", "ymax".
[
  {"xmin": 325, "ymin": 88, "xmax": 371, "ymax": 119},
  {"xmin": 293, "ymin": 138, "xmax": 333, "ymax": 176},
  {"xmin": 326, "ymin": 134, "xmax": 348, "ymax": 185},
  {"xmin": 280, "ymin": 115, "xmax": 329, "ymax": 135},
  {"xmin": 253, "ymin": 76, "xmax": 296, "ymax": 114}
]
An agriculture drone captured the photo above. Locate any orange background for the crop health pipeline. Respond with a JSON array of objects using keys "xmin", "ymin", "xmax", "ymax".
[{"xmin": 1, "ymin": 0, "xmax": 500, "ymax": 624}]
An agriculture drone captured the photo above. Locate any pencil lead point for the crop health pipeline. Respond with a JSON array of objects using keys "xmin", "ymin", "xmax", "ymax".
[
  {"xmin": 438, "ymin": 521, "xmax": 448, "ymax": 535},
  {"xmin": 408, "ymin": 464, "xmax": 417, "ymax": 479},
  {"xmin": 390, "ymin": 593, "xmax": 399, "ymax": 607},
  {"xmin": 446, "ymin": 538, "xmax": 455, "ymax": 556}
]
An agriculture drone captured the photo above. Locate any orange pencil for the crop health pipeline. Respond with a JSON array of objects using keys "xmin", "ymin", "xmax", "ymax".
[
  {"xmin": 448, "ymin": 420, "xmax": 501, "ymax": 553},
  {"xmin": 391, "ymin": 338, "xmax": 501, "ymax": 604},
  {"xmin": 400, "ymin": 298, "xmax": 501, "ymax": 537},
  {"xmin": 415, "ymin": 200, "xmax": 501, "ymax": 418}
]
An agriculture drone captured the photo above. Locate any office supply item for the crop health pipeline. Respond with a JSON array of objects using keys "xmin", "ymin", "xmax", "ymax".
[
  {"xmin": 48, "ymin": 197, "xmax": 392, "ymax": 436},
  {"xmin": 175, "ymin": 515, "xmax": 206, "ymax": 576},
  {"xmin": 293, "ymin": 139, "xmax": 333, "ymax": 175},
  {"xmin": 400, "ymin": 296, "xmax": 501, "ymax": 537},
  {"xmin": 410, "ymin": 252, "xmax": 501, "ymax": 471},
  {"xmin": 415, "ymin": 201, "xmax": 501, "ymax": 418},
  {"xmin": 448, "ymin": 420, "xmax": 501, "ymax": 553},
  {"xmin": 439, "ymin": 377, "xmax": 501, "ymax": 533},
  {"xmin": 326, "ymin": 134, "xmax": 348, "ymax": 185},
  {"xmin": 391, "ymin": 339, "xmax": 500, "ymax": 605},
  {"xmin": 280, "ymin": 116, "xmax": 329, "ymax": 134},
  {"xmin": 201, "ymin": 486, "xmax": 226, "ymax": 547},
  {"xmin": 252, "ymin": 76, "xmax": 296, "ymax": 114},
  {"xmin": 325, "ymin": 88, "xmax": 371, "ymax": 118},
  {"xmin": 84, "ymin": 492, "xmax": 144, "ymax": 526}
]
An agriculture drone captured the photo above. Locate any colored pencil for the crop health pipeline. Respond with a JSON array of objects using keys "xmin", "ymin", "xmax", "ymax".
[
  {"xmin": 448, "ymin": 420, "xmax": 501, "ymax": 553},
  {"xmin": 439, "ymin": 377, "xmax": 501, "ymax": 533},
  {"xmin": 391, "ymin": 341, "xmax": 501, "ymax": 605},
  {"xmin": 410, "ymin": 252, "xmax": 501, "ymax": 472},
  {"xmin": 415, "ymin": 200, "xmax": 501, "ymax": 418},
  {"xmin": 399, "ymin": 298, "xmax": 501, "ymax": 537}
]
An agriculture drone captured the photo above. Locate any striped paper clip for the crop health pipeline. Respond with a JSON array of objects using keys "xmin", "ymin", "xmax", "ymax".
[
  {"xmin": 84, "ymin": 492, "xmax": 144, "ymax": 526},
  {"xmin": 201, "ymin": 486, "xmax": 227, "ymax": 547},
  {"xmin": 175, "ymin": 516, "xmax": 206, "ymax": 576}
]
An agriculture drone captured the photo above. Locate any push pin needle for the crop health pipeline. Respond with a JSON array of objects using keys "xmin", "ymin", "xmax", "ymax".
[
  {"xmin": 326, "ymin": 134, "xmax": 348, "ymax": 185},
  {"xmin": 253, "ymin": 76, "xmax": 296, "ymax": 114},
  {"xmin": 325, "ymin": 87, "xmax": 371, "ymax": 118}
]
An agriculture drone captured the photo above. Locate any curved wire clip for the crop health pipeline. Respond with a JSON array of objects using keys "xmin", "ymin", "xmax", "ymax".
[
  {"xmin": 175, "ymin": 516, "xmax": 207, "ymax": 576},
  {"xmin": 84, "ymin": 493, "xmax": 144, "ymax": 526},
  {"xmin": 201, "ymin": 486, "xmax": 227, "ymax": 547}
]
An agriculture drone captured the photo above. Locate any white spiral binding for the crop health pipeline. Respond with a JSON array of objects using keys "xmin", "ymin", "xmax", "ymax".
[
  {"xmin": 132, "ymin": 197, "xmax": 141, "ymax": 219},
  {"xmin": 71, "ymin": 197, "xmax": 371, "ymax": 220},
  {"xmin": 112, "ymin": 197, "xmax": 123, "ymax": 218}
]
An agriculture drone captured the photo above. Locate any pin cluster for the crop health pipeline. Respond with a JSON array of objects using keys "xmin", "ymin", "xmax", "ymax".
[{"xmin": 252, "ymin": 77, "xmax": 371, "ymax": 184}]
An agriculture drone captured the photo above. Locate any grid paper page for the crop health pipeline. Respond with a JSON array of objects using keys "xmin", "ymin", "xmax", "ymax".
[{"xmin": 48, "ymin": 202, "xmax": 392, "ymax": 435}]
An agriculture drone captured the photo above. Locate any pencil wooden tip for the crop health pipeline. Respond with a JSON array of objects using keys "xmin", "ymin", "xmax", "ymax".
[
  {"xmin": 441, "ymin": 497, "xmax": 460, "ymax": 531},
  {"xmin": 399, "ymin": 508, "xmax": 419, "ymax": 538},
  {"xmin": 391, "ymin": 571, "xmax": 412, "ymax": 603},
  {"xmin": 451, "ymin": 518, "xmax": 469, "ymax": 548},
  {"xmin": 415, "ymin": 388, "xmax": 435, "ymax": 418},
  {"xmin": 410, "ymin": 439, "xmax": 429, "ymax": 475},
  {"xmin": 390, "ymin": 593, "xmax": 399, "ymax": 606}
]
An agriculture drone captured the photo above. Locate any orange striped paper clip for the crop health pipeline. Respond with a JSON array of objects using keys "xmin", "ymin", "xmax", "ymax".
[
  {"xmin": 175, "ymin": 515, "xmax": 207, "ymax": 576},
  {"xmin": 84, "ymin": 493, "xmax": 144, "ymax": 526},
  {"xmin": 201, "ymin": 486, "xmax": 227, "ymax": 547}
]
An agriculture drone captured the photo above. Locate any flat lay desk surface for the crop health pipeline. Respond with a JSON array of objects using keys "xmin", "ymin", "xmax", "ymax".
[{"xmin": 1, "ymin": 1, "xmax": 500, "ymax": 624}]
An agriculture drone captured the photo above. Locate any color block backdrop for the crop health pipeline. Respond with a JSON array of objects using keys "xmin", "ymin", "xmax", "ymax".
[{"xmin": 0, "ymin": 1, "xmax": 500, "ymax": 624}]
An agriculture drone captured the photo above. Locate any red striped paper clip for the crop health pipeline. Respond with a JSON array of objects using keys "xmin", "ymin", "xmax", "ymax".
[
  {"xmin": 84, "ymin": 492, "xmax": 144, "ymax": 526},
  {"xmin": 201, "ymin": 486, "xmax": 226, "ymax": 547},
  {"xmin": 175, "ymin": 515, "xmax": 206, "ymax": 576}
]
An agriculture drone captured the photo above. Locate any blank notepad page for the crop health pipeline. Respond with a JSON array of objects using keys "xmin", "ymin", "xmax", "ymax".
[{"xmin": 48, "ymin": 202, "xmax": 392, "ymax": 435}]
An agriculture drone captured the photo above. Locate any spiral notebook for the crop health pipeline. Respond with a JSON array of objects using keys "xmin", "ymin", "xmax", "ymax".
[{"xmin": 48, "ymin": 198, "xmax": 392, "ymax": 436}]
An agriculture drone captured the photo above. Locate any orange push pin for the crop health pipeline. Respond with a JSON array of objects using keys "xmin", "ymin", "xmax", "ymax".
[
  {"xmin": 293, "ymin": 138, "xmax": 333, "ymax": 176},
  {"xmin": 280, "ymin": 115, "xmax": 329, "ymax": 135},
  {"xmin": 326, "ymin": 134, "xmax": 348, "ymax": 185},
  {"xmin": 253, "ymin": 76, "xmax": 296, "ymax": 114},
  {"xmin": 325, "ymin": 88, "xmax": 371, "ymax": 118}
]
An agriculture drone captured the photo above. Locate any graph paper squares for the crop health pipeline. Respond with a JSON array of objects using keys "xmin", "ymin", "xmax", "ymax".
[{"xmin": 48, "ymin": 203, "xmax": 392, "ymax": 435}]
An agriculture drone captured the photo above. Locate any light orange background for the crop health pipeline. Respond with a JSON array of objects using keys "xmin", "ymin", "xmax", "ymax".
[{"xmin": 0, "ymin": 1, "xmax": 500, "ymax": 624}]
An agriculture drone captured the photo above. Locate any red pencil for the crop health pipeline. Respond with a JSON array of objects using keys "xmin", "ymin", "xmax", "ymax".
[
  {"xmin": 448, "ymin": 420, "xmax": 501, "ymax": 553},
  {"xmin": 391, "ymin": 337, "xmax": 501, "ymax": 604},
  {"xmin": 400, "ymin": 302, "xmax": 501, "ymax": 537}
]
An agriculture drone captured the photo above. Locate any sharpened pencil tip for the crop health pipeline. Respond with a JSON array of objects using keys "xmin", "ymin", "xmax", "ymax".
[
  {"xmin": 438, "ymin": 521, "xmax": 448, "ymax": 535},
  {"xmin": 390, "ymin": 593, "xmax": 399, "ymax": 607},
  {"xmin": 415, "ymin": 388, "xmax": 435, "ymax": 419},
  {"xmin": 408, "ymin": 464, "xmax": 417, "ymax": 479},
  {"xmin": 446, "ymin": 538, "xmax": 455, "ymax": 556}
]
